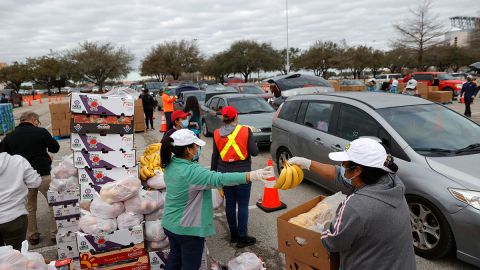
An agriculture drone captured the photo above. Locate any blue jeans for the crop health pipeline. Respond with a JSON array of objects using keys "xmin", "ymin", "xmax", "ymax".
[
  {"xmin": 164, "ymin": 111, "xmax": 172, "ymax": 130},
  {"xmin": 164, "ymin": 229, "xmax": 205, "ymax": 270},
  {"xmin": 223, "ymin": 183, "xmax": 252, "ymax": 237}
]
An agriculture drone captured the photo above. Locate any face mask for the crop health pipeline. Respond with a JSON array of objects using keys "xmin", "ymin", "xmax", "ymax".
[
  {"xmin": 181, "ymin": 119, "xmax": 189, "ymax": 128},
  {"xmin": 193, "ymin": 147, "xmax": 201, "ymax": 161},
  {"xmin": 340, "ymin": 166, "xmax": 355, "ymax": 187},
  {"xmin": 166, "ymin": 90, "xmax": 171, "ymax": 95}
]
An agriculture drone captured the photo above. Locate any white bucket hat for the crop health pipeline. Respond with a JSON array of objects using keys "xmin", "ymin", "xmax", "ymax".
[
  {"xmin": 170, "ymin": 129, "xmax": 206, "ymax": 147},
  {"xmin": 328, "ymin": 138, "xmax": 391, "ymax": 172}
]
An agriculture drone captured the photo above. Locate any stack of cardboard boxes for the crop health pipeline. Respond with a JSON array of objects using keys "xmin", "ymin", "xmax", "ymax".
[
  {"xmin": 134, "ymin": 99, "xmax": 146, "ymax": 132},
  {"xmin": 50, "ymin": 103, "xmax": 72, "ymax": 137}
]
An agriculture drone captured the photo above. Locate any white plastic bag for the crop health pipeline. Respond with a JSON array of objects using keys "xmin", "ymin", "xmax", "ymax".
[
  {"xmin": 51, "ymin": 155, "xmax": 76, "ymax": 179},
  {"xmin": 21, "ymin": 241, "xmax": 47, "ymax": 270},
  {"xmin": 147, "ymin": 171, "xmax": 166, "ymax": 190},
  {"xmin": 227, "ymin": 252, "xmax": 263, "ymax": 270},
  {"xmin": 124, "ymin": 190, "xmax": 162, "ymax": 214},
  {"xmin": 49, "ymin": 176, "xmax": 78, "ymax": 192},
  {"xmin": 146, "ymin": 238, "xmax": 170, "ymax": 251},
  {"xmin": 79, "ymin": 213, "xmax": 117, "ymax": 234},
  {"xmin": 99, "ymin": 177, "xmax": 141, "ymax": 203},
  {"xmin": 117, "ymin": 212, "xmax": 144, "ymax": 230},
  {"xmin": 144, "ymin": 220, "xmax": 166, "ymax": 241},
  {"xmin": 0, "ymin": 246, "xmax": 28, "ymax": 270},
  {"xmin": 212, "ymin": 189, "xmax": 224, "ymax": 210},
  {"xmin": 145, "ymin": 207, "xmax": 164, "ymax": 221},
  {"xmin": 90, "ymin": 196, "xmax": 125, "ymax": 219}
]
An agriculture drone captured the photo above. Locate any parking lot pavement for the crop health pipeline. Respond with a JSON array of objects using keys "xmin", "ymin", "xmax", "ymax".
[{"xmin": 2, "ymin": 98, "xmax": 478, "ymax": 269}]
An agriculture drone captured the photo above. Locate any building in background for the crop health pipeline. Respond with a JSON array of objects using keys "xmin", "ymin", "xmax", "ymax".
[{"xmin": 445, "ymin": 16, "xmax": 480, "ymax": 47}]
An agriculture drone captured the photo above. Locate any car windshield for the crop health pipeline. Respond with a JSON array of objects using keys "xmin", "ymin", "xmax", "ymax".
[
  {"xmin": 275, "ymin": 75, "xmax": 331, "ymax": 91},
  {"xmin": 186, "ymin": 93, "xmax": 205, "ymax": 103},
  {"xmin": 341, "ymin": 80, "xmax": 363, "ymax": 86},
  {"xmin": 228, "ymin": 98, "xmax": 275, "ymax": 114},
  {"xmin": 438, "ymin": 74, "xmax": 456, "ymax": 80},
  {"xmin": 378, "ymin": 104, "xmax": 480, "ymax": 156},
  {"xmin": 239, "ymin": 85, "xmax": 264, "ymax": 94}
]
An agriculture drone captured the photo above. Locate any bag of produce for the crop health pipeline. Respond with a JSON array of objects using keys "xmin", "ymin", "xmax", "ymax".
[
  {"xmin": 99, "ymin": 177, "xmax": 141, "ymax": 203},
  {"xmin": 49, "ymin": 176, "xmax": 79, "ymax": 193},
  {"xmin": 21, "ymin": 241, "xmax": 47, "ymax": 270},
  {"xmin": 146, "ymin": 238, "xmax": 170, "ymax": 251},
  {"xmin": 51, "ymin": 155, "xmax": 76, "ymax": 179},
  {"xmin": 0, "ymin": 246, "xmax": 28, "ymax": 270},
  {"xmin": 147, "ymin": 171, "xmax": 165, "ymax": 190},
  {"xmin": 79, "ymin": 213, "xmax": 117, "ymax": 234},
  {"xmin": 212, "ymin": 189, "xmax": 224, "ymax": 210},
  {"xmin": 145, "ymin": 207, "xmax": 164, "ymax": 221},
  {"xmin": 117, "ymin": 212, "xmax": 144, "ymax": 230},
  {"xmin": 144, "ymin": 220, "xmax": 166, "ymax": 241},
  {"xmin": 124, "ymin": 189, "xmax": 162, "ymax": 214},
  {"xmin": 227, "ymin": 252, "xmax": 263, "ymax": 270},
  {"xmin": 90, "ymin": 196, "xmax": 125, "ymax": 219}
]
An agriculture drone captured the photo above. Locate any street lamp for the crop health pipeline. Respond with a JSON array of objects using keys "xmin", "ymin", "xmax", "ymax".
[{"xmin": 285, "ymin": 0, "xmax": 290, "ymax": 74}]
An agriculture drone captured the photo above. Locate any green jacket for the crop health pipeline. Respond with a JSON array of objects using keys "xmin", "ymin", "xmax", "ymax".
[{"xmin": 162, "ymin": 157, "xmax": 246, "ymax": 237}]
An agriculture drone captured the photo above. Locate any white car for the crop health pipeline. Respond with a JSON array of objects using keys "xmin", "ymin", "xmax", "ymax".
[{"xmin": 375, "ymin": 74, "xmax": 403, "ymax": 84}]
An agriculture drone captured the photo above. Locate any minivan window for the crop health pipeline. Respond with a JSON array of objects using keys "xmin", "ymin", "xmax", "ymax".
[
  {"xmin": 217, "ymin": 99, "xmax": 226, "ymax": 111},
  {"xmin": 278, "ymin": 100, "xmax": 301, "ymax": 122},
  {"xmin": 413, "ymin": 74, "xmax": 434, "ymax": 81},
  {"xmin": 337, "ymin": 105, "xmax": 380, "ymax": 141},
  {"xmin": 303, "ymin": 102, "xmax": 333, "ymax": 133},
  {"xmin": 208, "ymin": 97, "xmax": 219, "ymax": 110}
]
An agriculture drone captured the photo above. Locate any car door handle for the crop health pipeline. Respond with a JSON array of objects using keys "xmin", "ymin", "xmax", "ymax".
[
  {"xmin": 331, "ymin": 144, "xmax": 342, "ymax": 151},
  {"xmin": 314, "ymin": 138, "xmax": 324, "ymax": 145}
]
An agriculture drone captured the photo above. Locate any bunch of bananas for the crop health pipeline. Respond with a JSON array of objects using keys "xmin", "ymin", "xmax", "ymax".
[
  {"xmin": 139, "ymin": 143, "xmax": 162, "ymax": 181},
  {"xmin": 274, "ymin": 162, "xmax": 304, "ymax": 190}
]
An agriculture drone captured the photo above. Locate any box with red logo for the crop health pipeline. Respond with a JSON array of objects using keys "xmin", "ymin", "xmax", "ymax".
[
  {"xmin": 56, "ymin": 216, "xmax": 80, "ymax": 233},
  {"xmin": 148, "ymin": 250, "xmax": 169, "ymax": 269},
  {"xmin": 57, "ymin": 232, "xmax": 79, "ymax": 260},
  {"xmin": 53, "ymin": 203, "xmax": 81, "ymax": 218},
  {"xmin": 78, "ymin": 167, "xmax": 139, "ymax": 186},
  {"xmin": 71, "ymin": 114, "xmax": 134, "ymax": 135},
  {"xmin": 73, "ymin": 150, "xmax": 136, "ymax": 169},
  {"xmin": 79, "ymin": 254, "xmax": 149, "ymax": 270},
  {"xmin": 71, "ymin": 133, "xmax": 134, "ymax": 152},
  {"xmin": 47, "ymin": 190, "xmax": 80, "ymax": 206},
  {"xmin": 76, "ymin": 225, "xmax": 144, "ymax": 253},
  {"xmin": 70, "ymin": 93, "xmax": 135, "ymax": 116}
]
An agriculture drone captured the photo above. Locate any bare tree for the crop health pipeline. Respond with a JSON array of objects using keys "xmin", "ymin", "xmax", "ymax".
[{"xmin": 393, "ymin": 0, "xmax": 445, "ymax": 69}]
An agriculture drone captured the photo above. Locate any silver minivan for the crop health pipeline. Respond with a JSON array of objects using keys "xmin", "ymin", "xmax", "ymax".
[{"xmin": 270, "ymin": 92, "xmax": 480, "ymax": 267}]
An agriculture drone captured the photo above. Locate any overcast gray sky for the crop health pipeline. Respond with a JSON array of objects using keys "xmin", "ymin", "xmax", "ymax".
[{"xmin": 0, "ymin": 0, "xmax": 478, "ymax": 79}]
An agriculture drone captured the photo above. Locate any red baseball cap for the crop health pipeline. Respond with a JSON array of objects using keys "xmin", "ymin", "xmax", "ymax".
[
  {"xmin": 222, "ymin": 106, "xmax": 238, "ymax": 118},
  {"xmin": 171, "ymin": 110, "xmax": 191, "ymax": 122}
]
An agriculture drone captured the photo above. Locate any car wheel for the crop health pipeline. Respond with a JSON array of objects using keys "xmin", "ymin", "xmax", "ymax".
[
  {"xmin": 406, "ymin": 195, "xmax": 454, "ymax": 259},
  {"xmin": 275, "ymin": 147, "xmax": 292, "ymax": 174},
  {"xmin": 443, "ymin": 87, "xmax": 455, "ymax": 100},
  {"xmin": 202, "ymin": 120, "xmax": 212, "ymax": 137}
]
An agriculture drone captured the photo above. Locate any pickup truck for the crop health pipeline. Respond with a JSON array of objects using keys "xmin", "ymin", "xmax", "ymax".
[{"xmin": 412, "ymin": 72, "xmax": 465, "ymax": 98}]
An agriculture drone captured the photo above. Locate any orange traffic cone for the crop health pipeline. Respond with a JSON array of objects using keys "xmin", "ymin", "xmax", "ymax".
[
  {"xmin": 160, "ymin": 113, "xmax": 168, "ymax": 132},
  {"xmin": 27, "ymin": 97, "xmax": 32, "ymax": 106},
  {"xmin": 48, "ymin": 95, "xmax": 51, "ymax": 103},
  {"xmin": 256, "ymin": 159, "xmax": 287, "ymax": 212},
  {"xmin": 460, "ymin": 96, "xmax": 464, "ymax": 103},
  {"xmin": 39, "ymin": 95, "xmax": 43, "ymax": 104}
]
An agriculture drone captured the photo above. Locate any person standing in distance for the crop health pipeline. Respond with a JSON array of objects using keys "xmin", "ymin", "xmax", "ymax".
[
  {"xmin": 0, "ymin": 152, "xmax": 41, "ymax": 250},
  {"xmin": 0, "ymin": 111, "xmax": 60, "ymax": 245},
  {"xmin": 141, "ymin": 88, "xmax": 156, "ymax": 130},
  {"xmin": 461, "ymin": 75, "xmax": 479, "ymax": 117},
  {"xmin": 211, "ymin": 106, "xmax": 259, "ymax": 248},
  {"xmin": 162, "ymin": 87, "xmax": 177, "ymax": 131}
]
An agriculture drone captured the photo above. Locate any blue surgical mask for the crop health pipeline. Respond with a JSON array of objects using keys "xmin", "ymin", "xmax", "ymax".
[
  {"xmin": 340, "ymin": 166, "xmax": 355, "ymax": 187},
  {"xmin": 193, "ymin": 147, "xmax": 201, "ymax": 161},
  {"xmin": 181, "ymin": 119, "xmax": 189, "ymax": 128}
]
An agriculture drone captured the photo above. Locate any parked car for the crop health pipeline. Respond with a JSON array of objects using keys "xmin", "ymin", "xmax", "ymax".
[
  {"xmin": 201, "ymin": 94, "xmax": 275, "ymax": 146},
  {"xmin": 174, "ymin": 90, "xmax": 206, "ymax": 110},
  {"xmin": 412, "ymin": 72, "xmax": 465, "ymax": 98},
  {"xmin": 374, "ymin": 73, "xmax": 402, "ymax": 83},
  {"xmin": 204, "ymin": 85, "xmax": 238, "ymax": 103},
  {"xmin": 339, "ymin": 80, "xmax": 365, "ymax": 86},
  {"xmin": 449, "ymin": 73, "xmax": 468, "ymax": 80},
  {"xmin": 265, "ymin": 73, "xmax": 334, "ymax": 108},
  {"xmin": 230, "ymin": 83, "xmax": 273, "ymax": 100},
  {"xmin": 271, "ymin": 92, "xmax": 480, "ymax": 267}
]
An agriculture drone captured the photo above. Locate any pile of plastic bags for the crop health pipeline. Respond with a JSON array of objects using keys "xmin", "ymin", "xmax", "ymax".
[
  {"xmin": 0, "ymin": 242, "xmax": 56, "ymax": 270},
  {"xmin": 49, "ymin": 155, "xmax": 78, "ymax": 193}
]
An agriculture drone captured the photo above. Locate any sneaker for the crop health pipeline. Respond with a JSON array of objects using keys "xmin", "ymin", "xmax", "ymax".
[
  {"xmin": 236, "ymin": 236, "xmax": 256, "ymax": 248},
  {"xmin": 230, "ymin": 234, "xmax": 238, "ymax": 243},
  {"xmin": 28, "ymin": 234, "xmax": 40, "ymax": 246}
]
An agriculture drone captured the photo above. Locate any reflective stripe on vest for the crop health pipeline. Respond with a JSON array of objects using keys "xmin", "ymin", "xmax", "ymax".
[{"xmin": 219, "ymin": 125, "xmax": 246, "ymax": 161}]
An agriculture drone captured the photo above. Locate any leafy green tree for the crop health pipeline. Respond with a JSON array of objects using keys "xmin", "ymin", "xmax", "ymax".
[
  {"xmin": 67, "ymin": 41, "xmax": 133, "ymax": 92},
  {"xmin": 279, "ymin": 47, "xmax": 301, "ymax": 74},
  {"xmin": 346, "ymin": 46, "xmax": 372, "ymax": 79},
  {"xmin": 0, "ymin": 61, "xmax": 31, "ymax": 92},
  {"xmin": 202, "ymin": 51, "xmax": 232, "ymax": 83},
  {"xmin": 298, "ymin": 41, "xmax": 341, "ymax": 78},
  {"xmin": 368, "ymin": 49, "xmax": 386, "ymax": 77},
  {"xmin": 384, "ymin": 46, "xmax": 416, "ymax": 73}
]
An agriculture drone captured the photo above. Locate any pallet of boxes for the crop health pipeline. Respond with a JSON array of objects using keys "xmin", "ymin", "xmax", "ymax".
[
  {"xmin": 69, "ymin": 92, "xmax": 170, "ymax": 269},
  {"xmin": 0, "ymin": 103, "xmax": 15, "ymax": 135},
  {"xmin": 50, "ymin": 102, "xmax": 72, "ymax": 137},
  {"xmin": 277, "ymin": 193, "xmax": 344, "ymax": 270}
]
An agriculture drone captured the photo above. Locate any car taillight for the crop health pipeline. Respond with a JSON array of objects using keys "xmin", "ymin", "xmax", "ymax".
[{"xmin": 273, "ymin": 102, "xmax": 283, "ymax": 124}]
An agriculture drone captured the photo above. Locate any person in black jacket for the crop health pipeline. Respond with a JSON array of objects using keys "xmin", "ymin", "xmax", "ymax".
[
  {"xmin": 141, "ymin": 89, "xmax": 156, "ymax": 130},
  {"xmin": 0, "ymin": 111, "xmax": 60, "ymax": 245},
  {"xmin": 461, "ymin": 75, "xmax": 479, "ymax": 117}
]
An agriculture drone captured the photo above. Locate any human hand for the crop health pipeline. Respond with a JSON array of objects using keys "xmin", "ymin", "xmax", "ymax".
[
  {"xmin": 288, "ymin": 157, "xmax": 312, "ymax": 170},
  {"xmin": 249, "ymin": 166, "xmax": 274, "ymax": 182}
]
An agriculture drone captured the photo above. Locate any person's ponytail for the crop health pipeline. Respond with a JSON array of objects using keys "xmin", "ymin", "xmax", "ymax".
[{"xmin": 160, "ymin": 137, "xmax": 174, "ymax": 168}]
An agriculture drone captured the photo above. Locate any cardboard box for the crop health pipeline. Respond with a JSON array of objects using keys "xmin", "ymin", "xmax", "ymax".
[
  {"xmin": 79, "ymin": 254, "xmax": 149, "ymax": 270},
  {"xmin": 56, "ymin": 216, "xmax": 80, "ymax": 233},
  {"xmin": 339, "ymin": 85, "xmax": 365, "ymax": 91},
  {"xmin": 328, "ymin": 80, "xmax": 340, "ymax": 91},
  {"xmin": 134, "ymin": 122, "xmax": 146, "ymax": 132},
  {"xmin": 57, "ymin": 232, "xmax": 79, "ymax": 260},
  {"xmin": 148, "ymin": 250, "xmax": 169, "ymax": 270},
  {"xmin": 417, "ymin": 82, "xmax": 428, "ymax": 98},
  {"xmin": 52, "ymin": 129, "xmax": 60, "ymax": 136},
  {"xmin": 428, "ymin": 91, "xmax": 453, "ymax": 103},
  {"xmin": 78, "ymin": 167, "xmax": 139, "ymax": 186},
  {"xmin": 428, "ymin": 86, "xmax": 439, "ymax": 92},
  {"xmin": 71, "ymin": 115, "xmax": 134, "ymax": 135},
  {"xmin": 79, "ymin": 183, "xmax": 99, "ymax": 201},
  {"xmin": 285, "ymin": 255, "xmax": 318, "ymax": 270},
  {"xmin": 71, "ymin": 133, "xmax": 134, "ymax": 152},
  {"xmin": 277, "ymin": 195, "xmax": 340, "ymax": 270},
  {"xmin": 70, "ymin": 93, "xmax": 134, "ymax": 116},
  {"xmin": 73, "ymin": 150, "xmax": 136, "ymax": 169},
  {"xmin": 53, "ymin": 203, "xmax": 81, "ymax": 218},
  {"xmin": 47, "ymin": 190, "xmax": 80, "ymax": 206},
  {"xmin": 76, "ymin": 225, "xmax": 144, "ymax": 253}
]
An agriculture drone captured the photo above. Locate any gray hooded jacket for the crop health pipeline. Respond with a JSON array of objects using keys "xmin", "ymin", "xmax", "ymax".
[{"xmin": 321, "ymin": 167, "xmax": 416, "ymax": 270}]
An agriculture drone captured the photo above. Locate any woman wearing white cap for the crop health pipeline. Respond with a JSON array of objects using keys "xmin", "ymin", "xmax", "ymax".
[
  {"xmin": 160, "ymin": 129, "xmax": 273, "ymax": 270},
  {"xmin": 288, "ymin": 138, "xmax": 416, "ymax": 270}
]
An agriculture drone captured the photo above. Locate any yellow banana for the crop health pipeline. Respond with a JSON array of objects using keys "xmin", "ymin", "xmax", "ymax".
[
  {"xmin": 289, "ymin": 164, "xmax": 300, "ymax": 188},
  {"xmin": 281, "ymin": 163, "xmax": 293, "ymax": 190},
  {"xmin": 274, "ymin": 163, "xmax": 287, "ymax": 189},
  {"xmin": 141, "ymin": 167, "xmax": 152, "ymax": 180},
  {"xmin": 140, "ymin": 168, "xmax": 147, "ymax": 181},
  {"xmin": 292, "ymin": 164, "xmax": 304, "ymax": 187},
  {"xmin": 146, "ymin": 168, "xmax": 155, "ymax": 177},
  {"xmin": 140, "ymin": 156, "xmax": 148, "ymax": 166}
]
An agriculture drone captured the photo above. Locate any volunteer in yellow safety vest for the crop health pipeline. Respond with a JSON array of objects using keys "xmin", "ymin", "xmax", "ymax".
[{"xmin": 211, "ymin": 106, "xmax": 259, "ymax": 248}]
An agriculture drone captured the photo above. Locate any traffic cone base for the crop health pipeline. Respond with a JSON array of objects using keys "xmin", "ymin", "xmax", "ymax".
[{"xmin": 257, "ymin": 159, "xmax": 287, "ymax": 213}]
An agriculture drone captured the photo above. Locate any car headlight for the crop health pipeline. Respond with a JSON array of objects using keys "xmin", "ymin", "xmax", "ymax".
[
  {"xmin": 244, "ymin": 125, "xmax": 262, "ymax": 133},
  {"xmin": 455, "ymin": 84, "xmax": 463, "ymax": 89},
  {"xmin": 449, "ymin": 188, "xmax": 480, "ymax": 210}
]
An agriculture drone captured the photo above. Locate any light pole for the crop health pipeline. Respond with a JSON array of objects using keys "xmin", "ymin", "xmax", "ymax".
[{"xmin": 285, "ymin": 0, "xmax": 290, "ymax": 74}]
